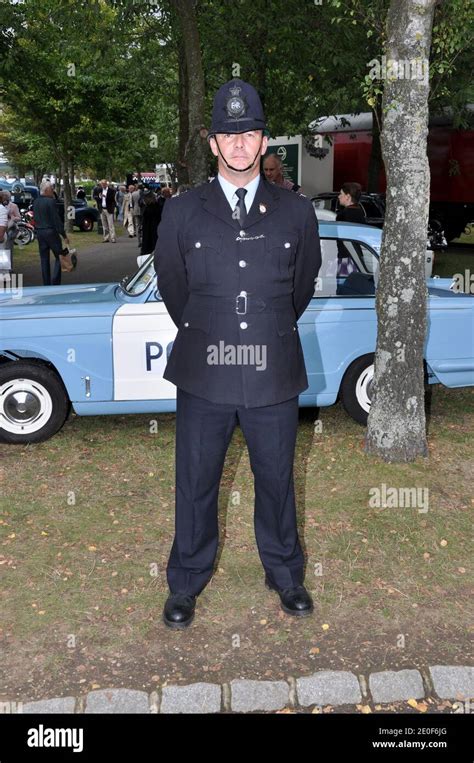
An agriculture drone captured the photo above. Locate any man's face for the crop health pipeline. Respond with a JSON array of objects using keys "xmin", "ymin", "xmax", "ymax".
[
  {"xmin": 100, "ymin": 181, "xmax": 108, "ymax": 189},
  {"xmin": 210, "ymin": 130, "xmax": 267, "ymax": 175},
  {"xmin": 263, "ymin": 156, "xmax": 282, "ymax": 183},
  {"xmin": 128, "ymin": 185, "xmax": 134, "ymax": 193}
]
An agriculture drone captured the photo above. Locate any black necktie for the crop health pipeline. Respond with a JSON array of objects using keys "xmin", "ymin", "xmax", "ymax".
[{"xmin": 234, "ymin": 187, "xmax": 247, "ymax": 227}]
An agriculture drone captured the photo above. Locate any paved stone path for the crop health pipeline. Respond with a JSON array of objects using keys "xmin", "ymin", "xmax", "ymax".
[{"xmin": 3, "ymin": 665, "xmax": 472, "ymax": 714}]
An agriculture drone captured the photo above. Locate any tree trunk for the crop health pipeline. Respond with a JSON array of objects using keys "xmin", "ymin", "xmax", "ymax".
[
  {"xmin": 171, "ymin": 0, "xmax": 208, "ymax": 186},
  {"xmin": 34, "ymin": 168, "xmax": 44, "ymax": 187},
  {"xmin": 177, "ymin": 42, "xmax": 190, "ymax": 186},
  {"xmin": 61, "ymin": 158, "xmax": 74, "ymax": 234},
  {"xmin": 365, "ymin": 0, "xmax": 436, "ymax": 463},
  {"xmin": 367, "ymin": 98, "xmax": 383, "ymax": 192},
  {"xmin": 69, "ymin": 159, "xmax": 76, "ymax": 197}
]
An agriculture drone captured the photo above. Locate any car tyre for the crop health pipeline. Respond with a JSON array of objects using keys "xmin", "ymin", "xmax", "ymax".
[
  {"xmin": 0, "ymin": 361, "xmax": 69, "ymax": 444},
  {"xmin": 340, "ymin": 353, "xmax": 374, "ymax": 425},
  {"xmin": 79, "ymin": 215, "xmax": 94, "ymax": 232}
]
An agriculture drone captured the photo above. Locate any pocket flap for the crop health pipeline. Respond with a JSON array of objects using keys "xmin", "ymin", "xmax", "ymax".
[
  {"xmin": 265, "ymin": 232, "xmax": 298, "ymax": 251},
  {"xmin": 184, "ymin": 234, "xmax": 223, "ymax": 253}
]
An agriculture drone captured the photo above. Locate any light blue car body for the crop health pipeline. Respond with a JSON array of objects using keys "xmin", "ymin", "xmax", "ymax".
[{"xmin": 0, "ymin": 222, "xmax": 473, "ymax": 424}]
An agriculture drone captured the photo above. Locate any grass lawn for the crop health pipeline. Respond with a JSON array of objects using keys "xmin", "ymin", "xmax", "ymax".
[
  {"xmin": 433, "ymin": 247, "xmax": 474, "ymax": 279},
  {"xmin": 0, "ymin": 386, "xmax": 472, "ymax": 702}
]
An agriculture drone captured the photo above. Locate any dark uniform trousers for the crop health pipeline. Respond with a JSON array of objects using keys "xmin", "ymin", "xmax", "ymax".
[
  {"xmin": 168, "ymin": 387, "xmax": 303, "ymax": 596},
  {"xmin": 36, "ymin": 228, "xmax": 63, "ymax": 285},
  {"xmin": 154, "ymin": 175, "xmax": 322, "ymax": 598}
]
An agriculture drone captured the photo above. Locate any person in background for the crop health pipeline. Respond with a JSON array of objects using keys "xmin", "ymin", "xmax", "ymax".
[
  {"xmin": 140, "ymin": 190, "xmax": 163, "ymax": 255},
  {"xmin": 32, "ymin": 181, "xmax": 73, "ymax": 285},
  {"xmin": 335, "ymin": 182, "xmax": 366, "ymax": 276},
  {"xmin": 98, "ymin": 179, "xmax": 117, "ymax": 243},
  {"xmin": 92, "ymin": 181, "xmax": 102, "ymax": 211},
  {"xmin": 2, "ymin": 191, "xmax": 21, "ymax": 226},
  {"xmin": 156, "ymin": 185, "xmax": 173, "ymax": 218},
  {"xmin": 0, "ymin": 192, "xmax": 10, "ymax": 269},
  {"xmin": 336, "ymin": 182, "xmax": 366, "ymax": 223},
  {"xmin": 122, "ymin": 184, "xmax": 135, "ymax": 237},
  {"xmin": 263, "ymin": 153, "xmax": 301, "ymax": 193},
  {"xmin": 2, "ymin": 191, "xmax": 21, "ymax": 271},
  {"xmin": 131, "ymin": 183, "xmax": 144, "ymax": 247},
  {"xmin": 115, "ymin": 185, "xmax": 125, "ymax": 224}
]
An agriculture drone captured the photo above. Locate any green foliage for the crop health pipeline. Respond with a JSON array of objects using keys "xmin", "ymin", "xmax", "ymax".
[{"xmin": 0, "ymin": 0, "xmax": 472, "ymax": 178}]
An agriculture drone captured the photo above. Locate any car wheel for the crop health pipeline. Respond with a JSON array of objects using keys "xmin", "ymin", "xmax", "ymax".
[
  {"xmin": 79, "ymin": 216, "xmax": 94, "ymax": 232},
  {"xmin": 0, "ymin": 362, "xmax": 69, "ymax": 444},
  {"xmin": 340, "ymin": 354, "xmax": 374, "ymax": 425}
]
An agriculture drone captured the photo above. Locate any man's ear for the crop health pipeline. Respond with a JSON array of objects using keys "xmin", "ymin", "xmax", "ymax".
[
  {"xmin": 209, "ymin": 136, "xmax": 219, "ymax": 158},
  {"xmin": 260, "ymin": 135, "xmax": 268, "ymax": 156}
]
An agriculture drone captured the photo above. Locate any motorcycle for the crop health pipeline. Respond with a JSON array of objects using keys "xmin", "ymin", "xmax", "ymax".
[{"xmin": 14, "ymin": 206, "xmax": 35, "ymax": 247}]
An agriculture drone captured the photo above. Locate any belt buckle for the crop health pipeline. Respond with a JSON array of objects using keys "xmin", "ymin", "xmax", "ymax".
[{"xmin": 235, "ymin": 291, "xmax": 247, "ymax": 315}]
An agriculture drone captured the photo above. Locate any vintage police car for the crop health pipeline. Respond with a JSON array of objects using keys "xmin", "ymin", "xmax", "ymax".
[{"xmin": 0, "ymin": 221, "xmax": 473, "ymax": 443}]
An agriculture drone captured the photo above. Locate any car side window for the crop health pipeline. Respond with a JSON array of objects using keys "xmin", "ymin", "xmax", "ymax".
[
  {"xmin": 314, "ymin": 239, "xmax": 378, "ymax": 297},
  {"xmin": 360, "ymin": 200, "xmax": 379, "ymax": 218},
  {"xmin": 312, "ymin": 198, "xmax": 334, "ymax": 212}
]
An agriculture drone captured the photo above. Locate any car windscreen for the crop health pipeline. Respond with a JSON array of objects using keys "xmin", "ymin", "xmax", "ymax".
[{"xmin": 121, "ymin": 254, "xmax": 156, "ymax": 296}]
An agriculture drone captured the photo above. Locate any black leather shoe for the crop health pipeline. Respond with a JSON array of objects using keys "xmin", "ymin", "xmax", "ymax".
[
  {"xmin": 163, "ymin": 593, "xmax": 196, "ymax": 629},
  {"xmin": 265, "ymin": 579, "xmax": 314, "ymax": 616}
]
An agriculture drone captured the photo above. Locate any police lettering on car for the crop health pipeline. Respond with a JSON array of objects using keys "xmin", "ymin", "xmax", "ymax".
[{"xmin": 154, "ymin": 78, "xmax": 322, "ymax": 629}]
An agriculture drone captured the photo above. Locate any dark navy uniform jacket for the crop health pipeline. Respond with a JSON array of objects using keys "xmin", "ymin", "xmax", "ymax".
[{"xmin": 153, "ymin": 174, "xmax": 322, "ymax": 408}]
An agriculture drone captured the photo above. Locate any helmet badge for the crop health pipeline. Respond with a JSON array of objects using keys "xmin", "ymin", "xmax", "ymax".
[{"xmin": 226, "ymin": 84, "xmax": 247, "ymax": 118}]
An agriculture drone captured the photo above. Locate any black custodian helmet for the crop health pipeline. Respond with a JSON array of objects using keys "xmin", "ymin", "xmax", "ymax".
[{"xmin": 207, "ymin": 78, "xmax": 268, "ymax": 138}]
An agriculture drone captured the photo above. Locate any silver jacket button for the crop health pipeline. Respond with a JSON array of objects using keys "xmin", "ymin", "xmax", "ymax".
[
  {"xmin": 239, "ymin": 260, "xmax": 246, "ymax": 267},
  {"xmin": 184, "ymin": 322, "xmax": 189, "ymax": 327},
  {"xmin": 284, "ymin": 242, "xmax": 291, "ymax": 248},
  {"xmin": 195, "ymin": 241, "xmax": 201, "ymax": 248},
  {"xmin": 240, "ymin": 230, "xmax": 245, "ymax": 237},
  {"xmin": 240, "ymin": 321, "xmax": 248, "ymax": 329}
]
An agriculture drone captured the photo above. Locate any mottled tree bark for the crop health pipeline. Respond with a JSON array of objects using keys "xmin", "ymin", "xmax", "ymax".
[
  {"xmin": 177, "ymin": 42, "xmax": 190, "ymax": 186},
  {"xmin": 171, "ymin": 0, "xmax": 208, "ymax": 186},
  {"xmin": 365, "ymin": 0, "xmax": 437, "ymax": 463},
  {"xmin": 367, "ymin": 98, "xmax": 383, "ymax": 192},
  {"xmin": 69, "ymin": 159, "xmax": 76, "ymax": 198},
  {"xmin": 61, "ymin": 158, "xmax": 74, "ymax": 234}
]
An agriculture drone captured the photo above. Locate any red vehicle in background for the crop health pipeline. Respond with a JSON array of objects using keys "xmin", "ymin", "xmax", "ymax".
[{"xmin": 315, "ymin": 110, "xmax": 474, "ymax": 242}]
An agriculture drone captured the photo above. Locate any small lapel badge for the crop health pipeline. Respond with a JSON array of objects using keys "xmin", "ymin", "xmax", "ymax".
[{"xmin": 259, "ymin": 203, "xmax": 266, "ymax": 214}]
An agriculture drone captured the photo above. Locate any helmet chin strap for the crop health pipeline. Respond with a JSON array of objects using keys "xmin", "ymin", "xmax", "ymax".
[{"xmin": 215, "ymin": 137, "xmax": 263, "ymax": 173}]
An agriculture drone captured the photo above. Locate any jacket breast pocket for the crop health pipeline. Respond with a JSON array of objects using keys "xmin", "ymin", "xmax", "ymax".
[
  {"xmin": 183, "ymin": 234, "xmax": 223, "ymax": 287},
  {"xmin": 273, "ymin": 310, "xmax": 298, "ymax": 337},
  {"xmin": 265, "ymin": 233, "xmax": 299, "ymax": 278},
  {"xmin": 179, "ymin": 302, "xmax": 212, "ymax": 334}
]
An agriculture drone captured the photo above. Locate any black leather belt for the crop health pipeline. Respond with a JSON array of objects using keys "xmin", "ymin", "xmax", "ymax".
[{"xmin": 187, "ymin": 292, "xmax": 294, "ymax": 316}]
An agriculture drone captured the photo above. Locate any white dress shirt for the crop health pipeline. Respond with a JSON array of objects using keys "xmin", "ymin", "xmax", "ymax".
[{"xmin": 217, "ymin": 173, "xmax": 260, "ymax": 214}]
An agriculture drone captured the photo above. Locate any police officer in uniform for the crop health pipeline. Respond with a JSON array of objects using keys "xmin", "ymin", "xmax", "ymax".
[{"xmin": 154, "ymin": 79, "xmax": 321, "ymax": 629}]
